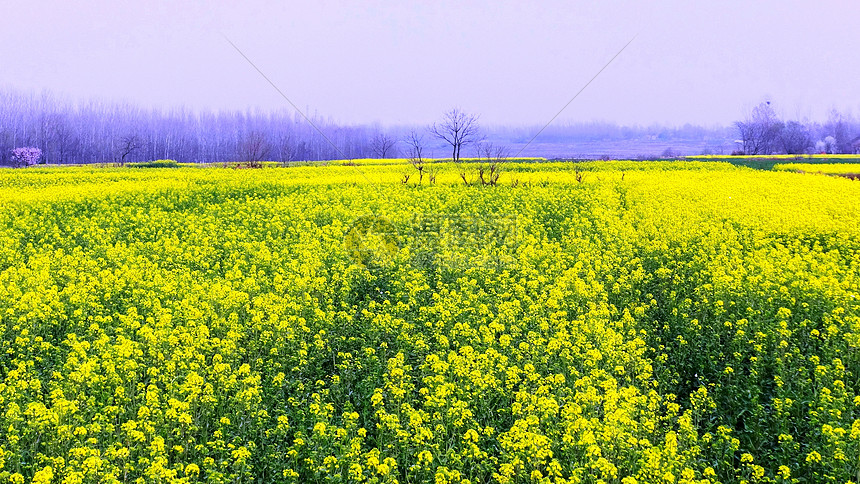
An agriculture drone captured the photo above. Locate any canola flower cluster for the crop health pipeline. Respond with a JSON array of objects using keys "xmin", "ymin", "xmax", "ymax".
[{"xmin": 0, "ymin": 162, "xmax": 858, "ymax": 483}]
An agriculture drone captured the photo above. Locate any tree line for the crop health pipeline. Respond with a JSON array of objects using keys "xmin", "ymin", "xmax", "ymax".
[
  {"xmin": 0, "ymin": 89, "xmax": 387, "ymax": 165},
  {"xmin": 734, "ymin": 102, "xmax": 860, "ymax": 155},
  {"xmin": 3, "ymin": 87, "xmax": 859, "ymax": 165},
  {"xmin": 0, "ymin": 89, "xmax": 496, "ymax": 166}
]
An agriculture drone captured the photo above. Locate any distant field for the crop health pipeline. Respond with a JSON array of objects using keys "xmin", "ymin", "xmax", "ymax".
[
  {"xmin": 773, "ymin": 162, "xmax": 860, "ymax": 176},
  {"xmin": 688, "ymin": 154, "xmax": 860, "ymax": 160},
  {"xmin": 1, "ymin": 161, "xmax": 859, "ymax": 483},
  {"xmin": 686, "ymin": 154, "xmax": 860, "ymax": 170}
]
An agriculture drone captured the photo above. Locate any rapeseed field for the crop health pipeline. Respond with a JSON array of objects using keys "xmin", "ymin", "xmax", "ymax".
[{"xmin": 0, "ymin": 161, "xmax": 858, "ymax": 483}]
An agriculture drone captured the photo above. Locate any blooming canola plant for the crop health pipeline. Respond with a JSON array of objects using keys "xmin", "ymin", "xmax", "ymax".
[{"xmin": 0, "ymin": 161, "xmax": 858, "ymax": 483}]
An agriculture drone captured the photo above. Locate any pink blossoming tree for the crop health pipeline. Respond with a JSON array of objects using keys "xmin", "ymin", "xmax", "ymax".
[{"xmin": 11, "ymin": 147, "xmax": 42, "ymax": 167}]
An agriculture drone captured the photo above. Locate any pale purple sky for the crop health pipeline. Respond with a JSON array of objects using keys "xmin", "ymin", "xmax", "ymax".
[{"xmin": 2, "ymin": 0, "xmax": 859, "ymax": 126}]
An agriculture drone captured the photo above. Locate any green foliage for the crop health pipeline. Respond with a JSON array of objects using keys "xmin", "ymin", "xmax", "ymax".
[{"xmin": 127, "ymin": 159, "xmax": 181, "ymax": 168}]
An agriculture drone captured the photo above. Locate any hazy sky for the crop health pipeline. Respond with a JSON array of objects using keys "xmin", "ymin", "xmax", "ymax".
[{"xmin": 2, "ymin": 0, "xmax": 859, "ymax": 126}]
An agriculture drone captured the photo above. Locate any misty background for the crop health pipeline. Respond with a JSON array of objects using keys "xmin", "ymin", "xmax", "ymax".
[{"xmin": 1, "ymin": 1, "xmax": 859, "ymax": 163}]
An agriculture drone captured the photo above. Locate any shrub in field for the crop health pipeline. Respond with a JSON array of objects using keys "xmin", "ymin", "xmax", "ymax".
[
  {"xmin": 10, "ymin": 147, "xmax": 41, "ymax": 167},
  {"xmin": 127, "ymin": 159, "xmax": 180, "ymax": 168}
]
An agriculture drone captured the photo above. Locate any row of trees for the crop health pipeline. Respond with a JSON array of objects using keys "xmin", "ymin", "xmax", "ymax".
[
  {"xmin": 4, "ymin": 87, "xmax": 859, "ymax": 164},
  {"xmin": 0, "ymin": 88, "xmax": 496, "ymax": 166},
  {"xmin": 734, "ymin": 102, "xmax": 860, "ymax": 155},
  {"xmin": 2, "ymin": 87, "xmax": 743, "ymax": 165},
  {"xmin": 0, "ymin": 89, "xmax": 398, "ymax": 165}
]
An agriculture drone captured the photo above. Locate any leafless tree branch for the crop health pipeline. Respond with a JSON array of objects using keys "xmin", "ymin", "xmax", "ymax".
[{"xmin": 431, "ymin": 108, "xmax": 481, "ymax": 163}]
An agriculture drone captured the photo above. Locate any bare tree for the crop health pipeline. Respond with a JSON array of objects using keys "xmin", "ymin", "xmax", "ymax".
[
  {"xmin": 116, "ymin": 134, "xmax": 142, "ymax": 165},
  {"xmin": 276, "ymin": 132, "xmax": 295, "ymax": 166},
  {"xmin": 660, "ymin": 147, "xmax": 680, "ymax": 158},
  {"xmin": 239, "ymin": 131, "xmax": 270, "ymax": 167},
  {"xmin": 0, "ymin": 126, "xmax": 9, "ymax": 166},
  {"xmin": 474, "ymin": 141, "xmax": 508, "ymax": 186},
  {"xmin": 404, "ymin": 130, "xmax": 431, "ymax": 184},
  {"xmin": 823, "ymin": 109, "xmax": 854, "ymax": 154},
  {"xmin": 48, "ymin": 114, "xmax": 79, "ymax": 164},
  {"xmin": 431, "ymin": 108, "xmax": 481, "ymax": 163},
  {"xmin": 735, "ymin": 102, "xmax": 783, "ymax": 155},
  {"xmin": 370, "ymin": 133, "xmax": 397, "ymax": 159},
  {"xmin": 779, "ymin": 120, "xmax": 812, "ymax": 154}
]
